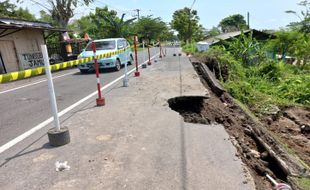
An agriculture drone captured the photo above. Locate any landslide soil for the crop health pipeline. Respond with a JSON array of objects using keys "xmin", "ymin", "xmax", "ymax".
[
  {"xmin": 199, "ymin": 55, "xmax": 310, "ymax": 169},
  {"xmin": 169, "ymin": 84, "xmax": 276, "ymax": 190},
  {"xmin": 263, "ymin": 107, "xmax": 310, "ymax": 167},
  {"xmin": 169, "ymin": 58, "xmax": 310, "ymax": 190}
]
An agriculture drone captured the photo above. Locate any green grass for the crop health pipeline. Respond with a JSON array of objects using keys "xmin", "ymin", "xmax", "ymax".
[
  {"xmin": 131, "ymin": 47, "xmax": 146, "ymax": 52},
  {"xmin": 198, "ymin": 47, "xmax": 310, "ymax": 115},
  {"xmin": 293, "ymin": 177, "xmax": 310, "ymax": 190},
  {"xmin": 224, "ymin": 61, "xmax": 310, "ymax": 114},
  {"xmin": 182, "ymin": 43, "xmax": 198, "ymax": 54}
]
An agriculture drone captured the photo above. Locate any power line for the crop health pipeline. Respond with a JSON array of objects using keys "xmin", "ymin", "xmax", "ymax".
[
  {"xmin": 190, "ymin": 0, "xmax": 197, "ymax": 10},
  {"xmin": 93, "ymin": 1, "xmax": 132, "ymax": 14},
  {"xmin": 188, "ymin": 0, "xmax": 197, "ymax": 43}
]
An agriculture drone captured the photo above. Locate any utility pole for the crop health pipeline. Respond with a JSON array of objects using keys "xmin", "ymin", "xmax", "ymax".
[
  {"xmin": 247, "ymin": 12, "xmax": 250, "ymax": 29},
  {"xmin": 188, "ymin": 10, "xmax": 192, "ymax": 44},
  {"xmin": 188, "ymin": 0, "xmax": 197, "ymax": 44},
  {"xmin": 134, "ymin": 9, "xmax": 141, "ymax": 20}
]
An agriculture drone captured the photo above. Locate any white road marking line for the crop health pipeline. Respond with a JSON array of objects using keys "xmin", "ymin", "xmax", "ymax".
[
  {"xmin": 0, "ymin": 71, "xmax": 77, "ymax": 95},
  {"xmin": 0, "ymin": 54, "xmax": 159, "ymax": 154}
]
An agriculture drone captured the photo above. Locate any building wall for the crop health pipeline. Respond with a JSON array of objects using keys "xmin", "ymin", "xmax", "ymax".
[
  {"xmin": 0, "ymin": 40, "xmax": 19, "ymax": 73},
  {"xmin": 0, "ymin": 29, "xmax": 45, "ymax": 73}
]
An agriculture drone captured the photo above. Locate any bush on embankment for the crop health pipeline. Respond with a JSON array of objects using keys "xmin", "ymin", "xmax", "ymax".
[{"xmin": 196, "ymin": 42, "xmax": 310, "ymax": 115}]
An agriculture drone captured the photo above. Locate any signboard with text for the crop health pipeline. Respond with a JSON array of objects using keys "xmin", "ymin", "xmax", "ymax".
[{"xmin": 19, "ymin": 52, "xmax": 44, "ymax": 69}]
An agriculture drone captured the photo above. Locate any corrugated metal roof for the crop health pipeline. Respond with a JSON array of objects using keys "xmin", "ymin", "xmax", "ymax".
[
  {"xmin": 0, "ymin": 17, "xmax": 53, "ymax": 29},
  {"xmin": 204, "ymin": 29, "xmax": 252, "ymax": 44}
]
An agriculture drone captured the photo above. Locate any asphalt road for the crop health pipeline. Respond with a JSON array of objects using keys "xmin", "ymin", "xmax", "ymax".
[
  {"xmin": 0, "ymin": 47, "xmax": 255, "ymax": 190},
  {"xmin": 0, "ymin": 48, "xmax": 159, "ymax": 146}
]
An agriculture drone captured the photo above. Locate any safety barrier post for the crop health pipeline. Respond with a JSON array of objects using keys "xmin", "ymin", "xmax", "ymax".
[
  {"xmin": 92, "ymin": 42, "xmax": 105, "ymax": 106},
  {"xmin": 134, "ymin": 34, "xmax": 140, "ymax": 77},
  {"xmin": 173, "ymin": 42, "xmax": 177, "ymax": 56},
  {"xmin": 159, "ymin": 42, "xmax": 163, "ymax": 59},
  {"xmin": 123, "ymin": 48, "xmax": 129, "ymax": 87},
  {"xmin": 147, "ymin": 44, "xmax": 152, "ymax": 65},
  {"xmin": 42, "ymin": 44, "xmax": 70, "ymax": 147},
  {"xmin": 162, "ymin": 46, "xmax": 166, "ymax": 57},
  {"xmin": 141, "ymin": 40, "xmax": 147, "ymax": 69}
]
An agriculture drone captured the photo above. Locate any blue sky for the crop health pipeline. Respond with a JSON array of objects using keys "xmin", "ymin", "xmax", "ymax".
[{"xmin": 15, "ymin": 0, "xmax": 303, "ymax": 30}]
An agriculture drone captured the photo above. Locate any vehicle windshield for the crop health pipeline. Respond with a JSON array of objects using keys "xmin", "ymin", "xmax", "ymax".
[{"xmin": 85, "ymin": 40, "xmax": 116, "ymax": 51}]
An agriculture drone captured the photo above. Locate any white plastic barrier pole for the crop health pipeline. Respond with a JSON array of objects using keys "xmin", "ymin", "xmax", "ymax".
[
  {"xmin": 143, "ymin": 40, "xmax": 146, "ymax": 62},
  {"xmin": 123, "ymin": 48, "xmax": 129, "ymax": 87},
  {"xmin": 41, "ymin": 45, "xmax": 61, "ymax": 131}
]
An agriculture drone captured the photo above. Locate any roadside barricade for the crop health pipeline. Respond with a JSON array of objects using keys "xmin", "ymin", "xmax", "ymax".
[{"xmin": 0, "ymin": 48, "xmax": 128, "ymax": 83}]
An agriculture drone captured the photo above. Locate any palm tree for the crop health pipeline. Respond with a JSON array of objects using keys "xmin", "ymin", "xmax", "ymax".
[{"xmin": 102, "ymin": 13, "xmax": 136, "ymax": 37}]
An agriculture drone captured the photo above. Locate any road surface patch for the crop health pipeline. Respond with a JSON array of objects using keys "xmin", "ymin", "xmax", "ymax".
[
  {"xmin": 96, "ymin": 135, "xmax": 112, "ymax": 141},
  {"xmin": 32, "ymin": 152, "xmax": 55, "ymax": 163}
]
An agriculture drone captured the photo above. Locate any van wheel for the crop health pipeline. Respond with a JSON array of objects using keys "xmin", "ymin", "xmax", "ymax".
[
  {"xmin": 128, "ymin": 54, "xmax": 134, "ymax": 65},
  {"xmin": 80, "ymin": 70, "xmax": 88, "ymax": 74},
  {"xmin": 115, "ymin": 59, "xmax": 121, "ymax": 71}
]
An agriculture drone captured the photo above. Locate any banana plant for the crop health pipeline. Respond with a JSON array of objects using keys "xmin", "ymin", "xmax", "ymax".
[{"xmin": 102, "ymin": 13, "xmax": 136, "ymax": 38}]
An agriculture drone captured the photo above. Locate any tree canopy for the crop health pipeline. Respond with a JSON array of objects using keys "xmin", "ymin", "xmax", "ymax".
[
  {"xmin": 171, "ymin": 7, "xmax": 205, "ymax": 43},
  {"xmin": 133, "ymin": 16, "xmax": 171, "ymax": 42},
  {"xmin": 286, "ymin": 0, "xmax": 310, "ymax": 33},
  {"xmin": 101, "ymin": 12, "xmax": 136, "ymax": 38},
  {"xmin": 0, "ymin": 0, "xmax": 36, "ymax": 20},
  {"xmin": 32, "ymin": 0, "xmax": 93, "ymax": 28},
  {"xmin": 69, "ymin": 6, "xmax": 135, "ymax": 39},
  {"xmin": 218, "ymin": 14, "xmax": 248, "ymax": 33},
  {"xmin": 69, "ymin": 8, "xmax": 176, "ymax": 42},
  {"xmin": 207, "ymin": 27, "xmax": 221, "ymax": 37}
]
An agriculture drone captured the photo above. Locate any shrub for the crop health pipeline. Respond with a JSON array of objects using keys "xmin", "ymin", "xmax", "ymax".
[
  {"xmin": 198, "ymin": 45, "xmax": 310, "ymax": 114},
  {"xmin": 182, "ymin": 43, "xmax": 198, "ymax": 54},
  {"xmin": 227, "ymin": 31, "xmax": 267, "ymax": 65}
]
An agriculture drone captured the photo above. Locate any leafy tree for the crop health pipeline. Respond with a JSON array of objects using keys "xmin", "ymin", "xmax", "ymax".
[
  {"xmin": 286, "ymin": 0, "xmax": 310, "ymax": 33},
  {"xmin": 171, "ymin": 7, "xmax": 204, "ymax": 43},
  {"xmin": 133, "ymin": 16, "xmax": 169, "ymax": 42},
  {"xmin": 160, "ymin": 30, "xmax": 176, "ymax": 42},
  {"xmin": 267, "ymin": 31, "xmax": 302, "ymax": 60},
  {"xmin": 207, "ymin": 27, "xmax": 221, "ymax": 37},
  {"xmin": 88, "ymin": 7, "xmax": 118, "ymax": 38},
  {"xmin": 218, "ymin": 14, "xmax": 248, "ymax": 33},
  {"xmin": 38, "ymin": 10, "xmax": 57, "ymax": 25},
  {"xmin": 69, "ymin": 15, "xmax": 98, "ymax": 38},
  {"xmin": 14, "ymin": 7, "xmax": 36, "ymax": 20},
  {"xmin": 31, "ymin": 0, "xmax": 93, "ymax": 28},
  {"xmin": 228, "ymin": 31, "xmax": 266, "ymax": 64},
  {"xmin": 0, "ymin": 0, "xmax": 17, "ymax": 17},
  {"xmin": 0, "ymin": 0, "xmax": 35, "ymax": 20},
  {"xmin": 291, "ymin": 34, "xmax": 310, "ymax": 63},
  {"xmin": 101, "ymin": 12, "xmax": 136, "ymax": 38},
  {"xmin": 69, "ymin": 7, "xmax": 113, "ymax": 39},
  {"xmin": 69, "ymin": 6, "xmax": 135, "ymax": 39},
  {"xmin": 193, "ymin": 24, "xmax": 207, "ymax": 41},
  {"xmin": 267, "ymin": 30, "xmax": 310, "ymax": 64}
]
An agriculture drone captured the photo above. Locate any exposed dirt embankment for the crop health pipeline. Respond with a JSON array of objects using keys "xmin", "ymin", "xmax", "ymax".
[
  {"xmin": 264, "ymin": 107, "xmax": 310, "ymax": 167},
  {"xmin": 168, "ymin": 57, "xmax": 310, "ymax": 190}
]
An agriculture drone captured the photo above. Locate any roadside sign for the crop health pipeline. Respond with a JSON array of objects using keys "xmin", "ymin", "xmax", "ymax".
[{"xmin": 19, "ymin": 52, "xmax": 44, "ymax": 69}]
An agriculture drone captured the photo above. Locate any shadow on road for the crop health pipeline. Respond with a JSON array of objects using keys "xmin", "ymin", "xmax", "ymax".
[
  {"xmin": 73, "ymin": 69, "xmax": 117, "ymax": 75},
  {"xmin": 0, "ymin": 134, "xmax": 55, "ymax": 168}
]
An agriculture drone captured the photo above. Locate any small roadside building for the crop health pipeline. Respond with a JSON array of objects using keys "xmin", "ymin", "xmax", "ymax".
[
  {"xmin": 204, "ymin": 29, "xmax": 274, "ymax": 45},
  {"xmin": 0, "ymin": 18, "xmax": 67, "ymax": 74},
  {"xmin": 197, "ymin": 29, "xmax": 274, "ymax": 52}
]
